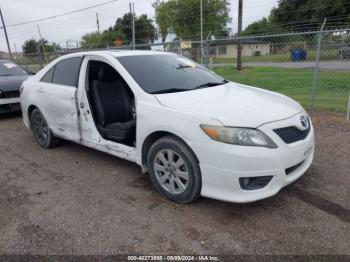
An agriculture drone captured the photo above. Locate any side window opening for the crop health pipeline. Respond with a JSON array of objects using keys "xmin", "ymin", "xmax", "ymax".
[
  {"xmin": 41, "ymin": 66, "xmax": 55, "ymax": 83},
  {"xmin": 52, "ymin": 57, "xmax": 82, "ymax": 87},
  {"xmin": 86, "ymin": 60, "xmax": 136, "ymax": 147}
]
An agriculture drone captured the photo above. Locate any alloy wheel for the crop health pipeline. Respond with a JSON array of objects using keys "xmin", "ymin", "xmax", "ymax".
[
  {"xmin": 31, "ymin": 111, "xmax": 49, "ymax": 145},
  {"xmin": 153, "ymin": 149, "xmax": 190, "ymax": 194}
]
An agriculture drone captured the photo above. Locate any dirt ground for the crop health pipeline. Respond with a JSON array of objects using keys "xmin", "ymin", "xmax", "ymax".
[{"xmin": 0, "ymin": 111, "xmax": 349, "ymax": 255}]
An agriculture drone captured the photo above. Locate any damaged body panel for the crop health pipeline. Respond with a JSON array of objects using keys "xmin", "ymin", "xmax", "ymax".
[{"xmin": 20, "ymin": 51, "xmax": 315, "ymax": 204}]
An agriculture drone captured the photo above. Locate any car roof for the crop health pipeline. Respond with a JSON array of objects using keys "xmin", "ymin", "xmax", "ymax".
[{"xmin": 59, "ymin": 50, "xmax": 175, "ymax": 59}]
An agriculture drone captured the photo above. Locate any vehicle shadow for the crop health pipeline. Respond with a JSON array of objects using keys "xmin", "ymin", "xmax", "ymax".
[{"xmin": 0, "ymin": 111, "xmax": 22, "ymax": 119}]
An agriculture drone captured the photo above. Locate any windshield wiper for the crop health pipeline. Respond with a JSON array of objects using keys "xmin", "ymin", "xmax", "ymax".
[
  {"xmin": 176, "ymin": 65, "xmax": 192, "ymax": 69},
  {"xmin": 192, "ymin": 80, "xmax": 228, "ymax": 90},
  {"xmin": 150, "ymin": 80, "xmax": 229, "ymax": 94},
  {"xmin": 175, "ymin": 64, "xmax": 207, "ymax": 71},
  {"xmin": 150, "ymin": 88, "xmax": 190, "ymax": 94}
]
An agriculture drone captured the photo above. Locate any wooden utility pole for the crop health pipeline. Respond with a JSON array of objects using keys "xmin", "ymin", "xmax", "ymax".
[
  {"xmin": 237, "ymin": 0, "xmax": 243, "ymax": 71},
  {"xmin": 37, "ymin": 25, "xmax": 48, "ymax": 63},
  {"xmin": 132, "ymin": 3, "xmax": 135, "ymax": 50},
  {"xmin": 96, "ymin": 13, "xmax": 100, "ymax": 35},
  {"xmin": 0, "ymin": 6, "xmax": 13, "ymax": 60},
  {"xmin": 200, "ymin": 0, "xmax": 203, "ymax": 64},
  {"xmin": 129, "ymin": 2, "xmax": 135, "ymax": 50}
]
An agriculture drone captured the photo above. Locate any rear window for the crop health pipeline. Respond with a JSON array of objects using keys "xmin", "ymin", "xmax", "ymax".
[
  {"xmin": 52, "ymin": 57, "xmax": 82, "ymax": 87},
  {"xmin": 41, "ymin": 67, "xmax": 55, "ymax": 83},
  {"xmin": 0, "ymin": 62, "xmax": 28, "ymax": 76}
]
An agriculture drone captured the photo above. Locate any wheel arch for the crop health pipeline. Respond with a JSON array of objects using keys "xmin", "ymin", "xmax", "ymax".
[
  {"xmin": 28, "ymin": 105, "xmax": 38, "ymax": 124},
  {"xmin": 141, "ymin": 130, "xmax": 199, "ymax": 173}
]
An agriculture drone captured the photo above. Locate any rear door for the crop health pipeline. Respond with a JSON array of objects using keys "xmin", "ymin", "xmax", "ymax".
[{"xmin": 38, "ymin": 56, "xmax": 82, "ymax": 141}]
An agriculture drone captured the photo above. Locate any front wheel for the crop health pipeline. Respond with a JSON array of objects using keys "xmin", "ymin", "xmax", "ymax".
[
  {"xmin": 30, "ymin": 108, "xmax": 60, "ymax": 148},
  {"xmin": 147, "ymin": 136, "xmax": 201, "ymax": 203}
]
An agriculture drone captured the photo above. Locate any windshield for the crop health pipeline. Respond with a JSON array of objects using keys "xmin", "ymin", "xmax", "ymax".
[
  {"xmin": 116, "ymin": 54, "xmax": 225, "ymax": 94},
  {"xmin": 0, "ymin": 62, "xmax": 28, "ymax": 76}
]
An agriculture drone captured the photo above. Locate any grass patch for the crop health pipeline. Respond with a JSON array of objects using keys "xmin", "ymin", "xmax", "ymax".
[
  {"xmin": 212, "ymin": 49, "xmax": 340, "ymax": 64},
  {"xmin": 213, "ymin": 53, "xmax": 290, "ymax": 64},
  {"xmin": 214, "ymin": 66, "xmax": 350, "ymax": 112}
]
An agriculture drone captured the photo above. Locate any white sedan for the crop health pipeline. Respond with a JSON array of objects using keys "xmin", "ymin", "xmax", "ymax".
[{"xmin": 20, "ymin": 51, "xmax": 315, "ymax": 203}]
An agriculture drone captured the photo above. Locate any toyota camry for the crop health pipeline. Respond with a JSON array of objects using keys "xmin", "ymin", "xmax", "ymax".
[
  {"xmin": 20, "ymin": 51, "xmax": 315, "ymax": 203},
  {"xmin": 0, "ymin": 60, "xmax": 31, "ymax": 114}
]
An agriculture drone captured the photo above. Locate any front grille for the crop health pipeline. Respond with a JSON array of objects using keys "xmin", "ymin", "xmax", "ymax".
[
  {"xmin": 0, "ymin": 90, "xmax": 20, "ymax": 99},
  {"xmin": 274, "ymin": 122, "xmax": 310, "ymax": 144},
  {"xmin": 285, "ymin": 161, "xmax": 304, "ymax": 175}
]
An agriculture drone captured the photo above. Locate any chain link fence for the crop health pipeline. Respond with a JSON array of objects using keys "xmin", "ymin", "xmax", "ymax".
[
  {"xmin": 194, "ymin": 29, "xmax": 350, "ymax": 114},
  {"xmin": 8, "ymin": 29, "xmax": 350, "ymax": 115}
]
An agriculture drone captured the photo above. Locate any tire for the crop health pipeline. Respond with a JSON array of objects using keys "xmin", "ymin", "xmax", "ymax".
[
  {"xmin": 147, "ymin": 136, "xmax": 201, "ymax": 203},
  {"xmin": 30, "ymin": 108, "xmax": 60, "ymax": 148}
]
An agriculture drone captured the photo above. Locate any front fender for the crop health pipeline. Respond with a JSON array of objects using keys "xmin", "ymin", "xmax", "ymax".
[{"xmin": 136, "ymin": 97, "xmax": 222, "ymax": 166}]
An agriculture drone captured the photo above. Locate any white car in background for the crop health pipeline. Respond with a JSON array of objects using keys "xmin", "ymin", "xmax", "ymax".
[{"xmin": 20, "ymin": 51, "xmax": 315, "ymax": 203}]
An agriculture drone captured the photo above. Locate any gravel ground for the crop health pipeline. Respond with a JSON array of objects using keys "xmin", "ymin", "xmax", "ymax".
[{"xmin": 0, "ymin": 111, "xmax": 349, "ymax": 255}]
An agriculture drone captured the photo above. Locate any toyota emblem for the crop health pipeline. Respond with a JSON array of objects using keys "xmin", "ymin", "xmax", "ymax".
[{"xmin": 300, "ymin": 116, "xmax": 309, "ymax": 129}]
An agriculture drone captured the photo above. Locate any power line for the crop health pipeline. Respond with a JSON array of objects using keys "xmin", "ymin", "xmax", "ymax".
[
  {"xmin": 237, "ymin": 0, "xmax": 243, "ymax": 71},
  {"xmin": 3, "ymin": 0, "xmax": 120, "ymax": 28},
  {"xmin": 7, "ymin": 0, "xmax": 348, "ymax": 33},
  {"xmin": 4, "ymin": 0, "xmax": 350, "ymax": 51},
  {"xmin": 6, "ymin": 14, "xmax": 350, "ymax": 46},
  {"xmin": 96, "ymin": 13, "xmax": 100, "ymax": 35}
]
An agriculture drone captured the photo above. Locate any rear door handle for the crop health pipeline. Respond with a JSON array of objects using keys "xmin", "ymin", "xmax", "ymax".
[{"xmin": 37, "ymin": 87, "xmax": 44, "ymax": 93}]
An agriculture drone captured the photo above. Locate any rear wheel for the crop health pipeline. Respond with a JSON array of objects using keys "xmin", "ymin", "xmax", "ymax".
[
  {"xmin": 30, "ymin": 108, "xmax": 60, "ymax": 148},
  {"xmin": 147, "ymin": 136, "xmax": 201, "ymax": 203}
]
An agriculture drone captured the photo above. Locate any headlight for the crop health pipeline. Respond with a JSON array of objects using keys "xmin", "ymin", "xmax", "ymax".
[{"xmin": 200, "ymin": 125, "xmax": 277, "ymax": 148}]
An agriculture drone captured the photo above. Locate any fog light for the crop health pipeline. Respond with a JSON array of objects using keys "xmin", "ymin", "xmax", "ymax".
[
  {"xmin": 239, "ymin": 176, "xmax": 273, "ymax": 190},
  {"xmin": 241, "ymin": 178, "xmax": 250, "ymax": 187}
]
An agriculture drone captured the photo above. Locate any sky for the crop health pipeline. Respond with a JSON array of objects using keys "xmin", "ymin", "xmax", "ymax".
[{"xmin": 0, "ymin": 0, "xmax": 278, "ymax": 52}]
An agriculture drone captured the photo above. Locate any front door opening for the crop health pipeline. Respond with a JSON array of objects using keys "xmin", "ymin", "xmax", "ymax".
[{"xmin": 86, "ymin": 60, "xmax": 136, "ymax": 147}]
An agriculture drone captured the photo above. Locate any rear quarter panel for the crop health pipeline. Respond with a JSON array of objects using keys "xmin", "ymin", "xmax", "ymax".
[{"xmin": 20, "ymin": 79, "xmax": 39, "ymax": 128}]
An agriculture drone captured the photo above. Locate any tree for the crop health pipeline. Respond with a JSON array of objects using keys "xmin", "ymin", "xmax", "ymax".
[
  {"xmin": 22, "ymin": 39, "xmax": 38, "ymax": 54},
  {"xmin": 270, "ymin": 0, "xmax": 350, "ymax": 29},
  {"xmin": 22, "ymin": 38, "xmax": 61, "ymax": 54},
  {"xmin": 112, "ymin": 13, "xmax": 133, "ymax": 43},
  {"xmin": 80, "ymin": 30, "xmax": 127, "ymax": 49},
  {"xmin": 80, "ymin": 13, "xmax": 156, "ymax": 49},
  {"xmin": 153, "ymin": 0, "xmax": 231, "ymax": 41},
  {"xmin": 135, "ymin": 14, "xmax": 157, "ymax": 44},
  {"xmin": 112, "ymin": 13, "xmax": 156, "ymax": 44},
  {"xmin": 244, "ymin": 0, "xmax": 350, "ymax": 35},
  {"xmin": 242, "ymin": 18, "xmax": 274, "ymax": 36},
  {"xmin": 80, "ymin": 32, "xmax": 102, "ymax": 49}
]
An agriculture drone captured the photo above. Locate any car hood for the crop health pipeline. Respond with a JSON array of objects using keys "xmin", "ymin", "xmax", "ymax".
[
  {"xmin": 0, "ymin": 75, "xmax": 29, "ymax": 92},
  {"xmin": 155, "ymin": 82, "xmax": 303, "ymax": 127}
]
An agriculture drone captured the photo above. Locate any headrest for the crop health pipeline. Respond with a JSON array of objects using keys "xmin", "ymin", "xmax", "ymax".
[{"xmin": 97, "ymin": 65, "xmax": 117, "ymax": 82}]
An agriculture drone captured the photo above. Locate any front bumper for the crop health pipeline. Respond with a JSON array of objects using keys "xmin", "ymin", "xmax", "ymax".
[
  {"xmin": 0, "ymin": 97, "xmax": 21, "ymax": 113},
  {"xmin": 191, "ymin": 112, "xmax": 315, "ymax": 203}
]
